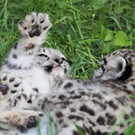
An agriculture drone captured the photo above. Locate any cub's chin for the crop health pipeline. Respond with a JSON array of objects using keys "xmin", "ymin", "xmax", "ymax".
[{"xmin": 51, "ymin": 66, "xmax": 66, "ymax": 79}]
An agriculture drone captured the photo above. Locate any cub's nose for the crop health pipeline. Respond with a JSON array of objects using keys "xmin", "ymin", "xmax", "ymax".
[
  {"xmin": 29, "ymin": 25, "xmax": 41, "ymax": 38},
  {"xmin": 54, "ymin": 58, "xmax": 63, "ymax": 64}
]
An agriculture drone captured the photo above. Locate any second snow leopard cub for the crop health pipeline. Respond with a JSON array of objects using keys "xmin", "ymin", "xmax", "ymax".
[{"xmin": 0, "ymin": 46, "xmax": 69, "ymax": 133}]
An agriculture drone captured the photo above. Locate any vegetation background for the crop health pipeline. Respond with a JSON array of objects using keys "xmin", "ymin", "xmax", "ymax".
[{"xmin": 0, "ymin": 0, "xmax": 135, "ymax": 134}]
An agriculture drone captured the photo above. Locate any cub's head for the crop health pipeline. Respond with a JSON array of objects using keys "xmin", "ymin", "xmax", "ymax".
[{"xmin": 36, "ymin": 47, "xmax": 70, "ymax": 79}]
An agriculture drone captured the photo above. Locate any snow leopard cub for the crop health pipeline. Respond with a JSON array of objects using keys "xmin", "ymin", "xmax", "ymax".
[
  {"xmin": 0, "ymin": 12, "xmax": 69, "ymax": 133},
  {"xmin": 0, "ymin": 46, "xmax": 70, "ymax": 134},
  {"xmin": 0, "ymin": 12, "xmax": 53, "ymax": 103}
]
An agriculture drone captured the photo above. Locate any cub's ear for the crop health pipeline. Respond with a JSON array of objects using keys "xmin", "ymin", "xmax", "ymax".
[{"xmin": 94, "ymin": 56, "xmax": 131, "ymax": 81}]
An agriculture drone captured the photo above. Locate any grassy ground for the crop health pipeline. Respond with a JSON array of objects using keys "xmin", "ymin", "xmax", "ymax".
[{"xmin": 0, "ymin": 0, "xmax": 135, "ymax": 134}]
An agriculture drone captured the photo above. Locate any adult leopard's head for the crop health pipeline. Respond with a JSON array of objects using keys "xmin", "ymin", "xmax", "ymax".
[{"xmin": 36, "ymin": 47, "xmax": 70, "ymax": 79}]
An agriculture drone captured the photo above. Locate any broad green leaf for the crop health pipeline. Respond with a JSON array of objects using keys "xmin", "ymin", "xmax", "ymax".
[
  {"xmin": 99, "ymin": 25, "xmax": 114, "ymax": 41},
  {"xmin": 114, "ymin": 31, "xmax": 132, "ymax": 47},
  {"xmin": 104, "ymin": 29, "xmax": 114, "ymax": 41}
]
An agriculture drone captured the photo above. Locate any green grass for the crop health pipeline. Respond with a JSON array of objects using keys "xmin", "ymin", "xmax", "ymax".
[
  {"xmin": 0, "ymin": 0, "xmax": 135, "ymax": 134},
  {"xmin": 1, "ymin": 0, "xmax": 135, "ymax": 79}
]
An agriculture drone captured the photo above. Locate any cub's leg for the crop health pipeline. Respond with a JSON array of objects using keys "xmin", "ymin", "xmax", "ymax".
[
  {"xmin": 0, "ymin": 110, "xmax": 44, "ymax": 132},
  {"xmin": 0, "ymin": 73, "xmax": 22, "ymax": 99}
]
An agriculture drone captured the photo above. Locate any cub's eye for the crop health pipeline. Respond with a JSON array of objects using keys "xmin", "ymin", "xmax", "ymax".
[
  {"xmin": 38, "ymin": 54, "xmax": 48, "ymax": 58},
  {"xmin": 62, "ymin": 57, "xmax": 66, "ymax": 61}
]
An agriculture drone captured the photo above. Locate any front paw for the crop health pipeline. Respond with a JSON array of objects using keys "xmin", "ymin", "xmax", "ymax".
[
  {"xmin": 0, "ymin": 73, "xmax": 22, "ymax": 96},
  {"xmin": 16, "ymin": 112, "xmax": 44, "ymax": 132},
  {"xmin": 0, "ymin": 111, "xmax": 44, "ymax": 132},
  {"xmin": 18, "ymin": 12, "xmax": 52, "ymax": 45}
]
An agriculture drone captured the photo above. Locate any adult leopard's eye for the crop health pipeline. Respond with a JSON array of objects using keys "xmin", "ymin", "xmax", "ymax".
[{"xmin": 38, "ymin": 54, "xmax": 48, "ymax": 58}]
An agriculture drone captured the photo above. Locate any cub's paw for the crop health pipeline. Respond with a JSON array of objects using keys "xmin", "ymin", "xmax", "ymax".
[
  {"xmin": 18, "ymin": 12, "xmax": 52, "ymax": 45},
  {"xmin": 0, "ymin": 73, "xmax": 22, "ymax": 96},
  {"xmin": 10, "ymin": 111, "xmax": 44, "ymax": 132},
  {"xmin": 0, "ymin": 111, "xmax": 44, "ymax": 132}
]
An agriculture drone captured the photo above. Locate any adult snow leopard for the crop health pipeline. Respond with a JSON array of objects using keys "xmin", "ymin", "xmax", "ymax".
[{"xmin": 34, "ymin": 49, "xmax": 135, "ymax": 135}]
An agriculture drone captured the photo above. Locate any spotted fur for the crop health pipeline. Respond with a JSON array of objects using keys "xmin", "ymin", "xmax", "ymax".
[
  {"xmin": 0, "ymin": 49, "xmax": 135, "ymax": 135},
  {"xmin": 37, "ymin": 49, "xmax": 135, "ymax": 135}
]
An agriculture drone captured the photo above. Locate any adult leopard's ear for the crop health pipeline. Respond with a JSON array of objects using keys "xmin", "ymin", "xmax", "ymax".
[
  {"xmin": 107, "ymin": 56, "xmax": 127, "ymax": 79},
  {"xmin": 112, "ymin": 56, "xmax": 132, "ymax": 81},
  {"xmin": 94, "ymin": 56, "xmax": 132, "ymax": 81}
]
